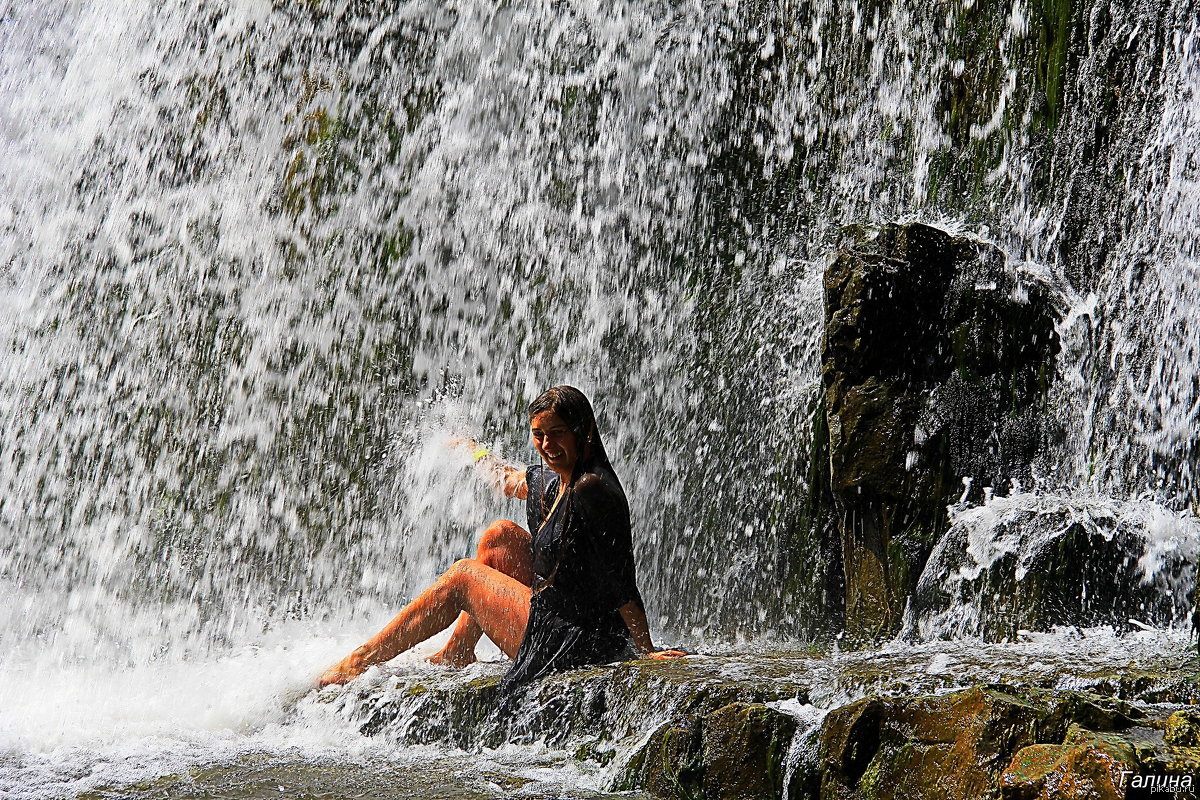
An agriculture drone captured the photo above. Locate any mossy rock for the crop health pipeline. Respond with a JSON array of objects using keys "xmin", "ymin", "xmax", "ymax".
[
  {"xmin": 817, "ymin": 687, "xmax": 1142, "ymax": 800},
  {"xmin": 1164, "ymin": 709, "xmax": 1200, "ymax": 747},
  {"xmin": 818, "ymin": 697, "xmax": 884, "ymax": 794},
  {"xmin": 1159, "ymin": 744, "xmax": 1200, "ymax": 776},
  {"xmin": 1000, "ymin": 730, "xmax": 1135, "ymax": 800},
  {"xmin": 702, "ymin": 703, "xmax": 798, "ymax": 800},
  {"xmin": 332, "ymin": 657, "xmax": 1199, "ymax": 800},
  {"xmin": 620, "ymin": 719, "xmax": 705, "ymax": 798},
  {"xmin": 621, "ymin": 702, "xmax": 797, "ymax": 800},
  {"xmin": 999, "ymin": 723, "xmax": 1193, "ymax": 800}
]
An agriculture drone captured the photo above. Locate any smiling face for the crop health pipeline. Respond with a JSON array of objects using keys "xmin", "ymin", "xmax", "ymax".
[{"xmin": 531, "ymin": 410, "xmax": 580, "ymax": 479}]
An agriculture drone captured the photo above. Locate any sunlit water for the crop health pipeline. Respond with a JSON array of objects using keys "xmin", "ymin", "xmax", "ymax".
[
  {"xmin": 3, "ymin": 0, "xmax": 1200, "ymax": 796},
  {"xmin": 4, "ymin": 625, "xmax": 1195, "ymax": 799}
]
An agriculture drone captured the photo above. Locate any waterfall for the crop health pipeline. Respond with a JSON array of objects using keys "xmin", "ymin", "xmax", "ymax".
[{"xmin": 3, "ymin": 0, "xmax": 1200, "ymax": 795}]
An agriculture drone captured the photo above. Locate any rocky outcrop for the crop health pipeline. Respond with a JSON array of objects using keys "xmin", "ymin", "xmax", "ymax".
[
  {"xmin": 806, "ymin": 686, "xmax": 1200, "ymax": 800},
  {"xmin": 619, "ymin": 702, "xmax": 799, "ymax": 800},
  {"xmin": 1164, "ymin": 708, "xmax": 1200, "ymax": 747},
  {"xmin": 821, "ymin": 222, "xmax": 1061, "ymax": 641},
  {"xmin": 810, "ymin": 687, "xmax": 1139, "ymax": 799},
  {"xmin": 321, "ymin": 654, "xmax": 808, "ymax": 755},
  {"xmin": 316, "ymin": 647, "xmax": 1200, "ymax": 800},
  {"xmin": 1000, "ymin": 726, "xmax": 1147, "ymax": 800}
]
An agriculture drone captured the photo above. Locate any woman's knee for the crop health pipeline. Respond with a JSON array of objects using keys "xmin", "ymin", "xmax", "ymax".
[
  {"xmin": 446, "ymin": 557, "xmax": 506, "ymax": 611},
  {"xmin": 477, "ymin": 519, "xmax": 525, "ymax": 556},
  {"xmin": 442, "ymin": 558, "xmax": 480, "ymax": 594}
]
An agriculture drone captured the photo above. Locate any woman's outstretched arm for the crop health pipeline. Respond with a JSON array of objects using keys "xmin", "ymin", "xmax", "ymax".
[
  {"xmin": 450, "ymin": 436, "xmax": 527, "ymax": 499},
  {"xmin": 619, "ymin": 601, "xmax": 688, "ymax": 660}
]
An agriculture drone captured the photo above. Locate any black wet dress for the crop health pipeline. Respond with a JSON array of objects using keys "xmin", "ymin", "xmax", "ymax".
[{"xmin": 498, "ymin": 462, "xmax": 642, "ymax": 691}]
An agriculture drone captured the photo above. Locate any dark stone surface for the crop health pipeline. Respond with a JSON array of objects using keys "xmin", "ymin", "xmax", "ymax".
[
  {"xmin": 620, "ymin": 702, "xmax": 798, "ymax": 800},
  {"xmin": 820, "ymin": 222, "xmax": 1061, "ymax": 641},
  {"xmin": 1164, "ymin": 709, "xmax": 1200, "ymax": 747},
  {"xmin": 323, "ymin": 646, "xmax": 1200, "ymax": 800},
  {"xmin": 814, "ymin": 687, "xmax": 1145, "ymax": 800}
]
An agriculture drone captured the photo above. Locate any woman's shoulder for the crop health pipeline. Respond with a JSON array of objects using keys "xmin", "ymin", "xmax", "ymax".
[
  {"xmin": 574, "ymin": 468, "xmax": 610, "ymax": 492},
  {"xmin": 573, "ymin": 469, "xmax": 625, "ymax": 508}
]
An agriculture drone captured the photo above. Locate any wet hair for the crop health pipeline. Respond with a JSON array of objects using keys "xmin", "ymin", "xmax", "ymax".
[
  {"xmin": 527, "ymin": 387, "xmax": 626, "ymax": 588},
  {"xmin": 528, "ymin": 385, "xmax": 612, "ymax": 481}
]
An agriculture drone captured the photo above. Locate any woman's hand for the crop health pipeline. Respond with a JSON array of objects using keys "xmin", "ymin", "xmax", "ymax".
[
  {"xmin": 447, "ymin": 435, "xmax": 479, "ymax": 453},
  {"xmin": 619, "ymin": 602, "xmax": 688, "ymax": 660},
  {"xmin": 643, "ymin": 648, "xmax": 689, "ymax": 660},
  {"xmin": 449, "ymin": 435, "xmax": 527, "ymax": 499},
  {"xmin": 448, "ymin": 435, "xmax": 494, "ymax": 467}
]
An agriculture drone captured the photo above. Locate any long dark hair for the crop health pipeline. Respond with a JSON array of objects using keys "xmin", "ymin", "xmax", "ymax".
[
  {"xmin": 528, "ymin": 386, "xmax": 624, "ymax": 589},
  {"xmin": 528, "ymin": 385, "xmax": 613, "ymax": 485}
]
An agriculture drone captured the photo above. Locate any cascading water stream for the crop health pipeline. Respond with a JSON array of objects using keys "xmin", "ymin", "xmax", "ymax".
[{"xmin": 3, "ymin": 0, "xmax": 1200, "ymax": 796}]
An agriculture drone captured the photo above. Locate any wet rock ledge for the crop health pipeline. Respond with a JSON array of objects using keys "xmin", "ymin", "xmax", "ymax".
[{"xmin": 314, "ymin": 646, "xmax": 1200, "ymax": 800}]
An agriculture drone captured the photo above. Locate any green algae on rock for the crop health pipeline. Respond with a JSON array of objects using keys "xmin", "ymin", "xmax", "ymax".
[{"xmin": 620, "ymin": 702, "xmax": 799, "ymax": 800}]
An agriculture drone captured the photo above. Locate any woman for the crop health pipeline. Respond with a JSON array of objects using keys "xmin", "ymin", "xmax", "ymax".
[{"xmin": 318, "ymin": 385, "xmax": 685, "ymax": 689}]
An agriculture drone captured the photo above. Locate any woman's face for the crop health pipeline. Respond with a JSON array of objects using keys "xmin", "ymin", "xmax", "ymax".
[{"xmin": 531, "ymin": 410, "xmax": 579, "ymax": 477}]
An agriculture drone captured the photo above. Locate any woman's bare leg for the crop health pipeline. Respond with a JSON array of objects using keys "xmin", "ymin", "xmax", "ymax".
[
  {"xmin": 429, "ymin": 519, "xmax": 533, "ymax": 667},
  {"xmin": 318, "ymin": 558, "xmax": 531, "ymax": 686}
]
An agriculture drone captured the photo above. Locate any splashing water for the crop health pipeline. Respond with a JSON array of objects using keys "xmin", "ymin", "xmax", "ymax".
[
  {"xmin": 910, "ymin": 493, "xmax": 1200, "ymax": 640},
  {"xmin": 3, "ymin": 0, "xmax": 1200, "ymax": 795}
]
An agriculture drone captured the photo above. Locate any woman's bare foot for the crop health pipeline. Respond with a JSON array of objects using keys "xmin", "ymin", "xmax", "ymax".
[{"xmin": 318, "ymin": 650, "xmax": 370, "ymax": 687}]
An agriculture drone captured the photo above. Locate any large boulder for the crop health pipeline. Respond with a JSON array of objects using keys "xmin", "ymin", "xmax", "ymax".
[
  {"xmin": 812, "ymin": 687, "xmax": 1143, "ymax": 800},
  {"xmin": 620, "ymin": 702, "xmax": 799, "ymax": 800},
  {"xmin": 821, "ymin": 222, "xmax": 1061, "ymax": 641},
  {"xmin": 1002, "ymin": 722, "xmax": 1200, "ymax": 800},
  {"xmin": 1000, "ymin": 726, "xmax": 1145, "ymax": 800}
]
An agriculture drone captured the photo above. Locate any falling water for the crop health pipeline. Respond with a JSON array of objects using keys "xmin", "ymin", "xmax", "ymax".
[{"xmin": 3, "ymin": 0, "xmax": 1199, "ymax": 795}]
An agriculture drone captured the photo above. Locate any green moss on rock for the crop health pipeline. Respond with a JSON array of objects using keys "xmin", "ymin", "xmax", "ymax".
[
  {"xmin": 1164, "ymin": 709, "xmax": 1200, "ymax": 747},
  {"xmin": 621, "ymin": 702, "xmax": 798, "ymax": 800},
  {"xmin": 816, "ymin": 687, "xmax": 1143, "ymax": 800}
]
